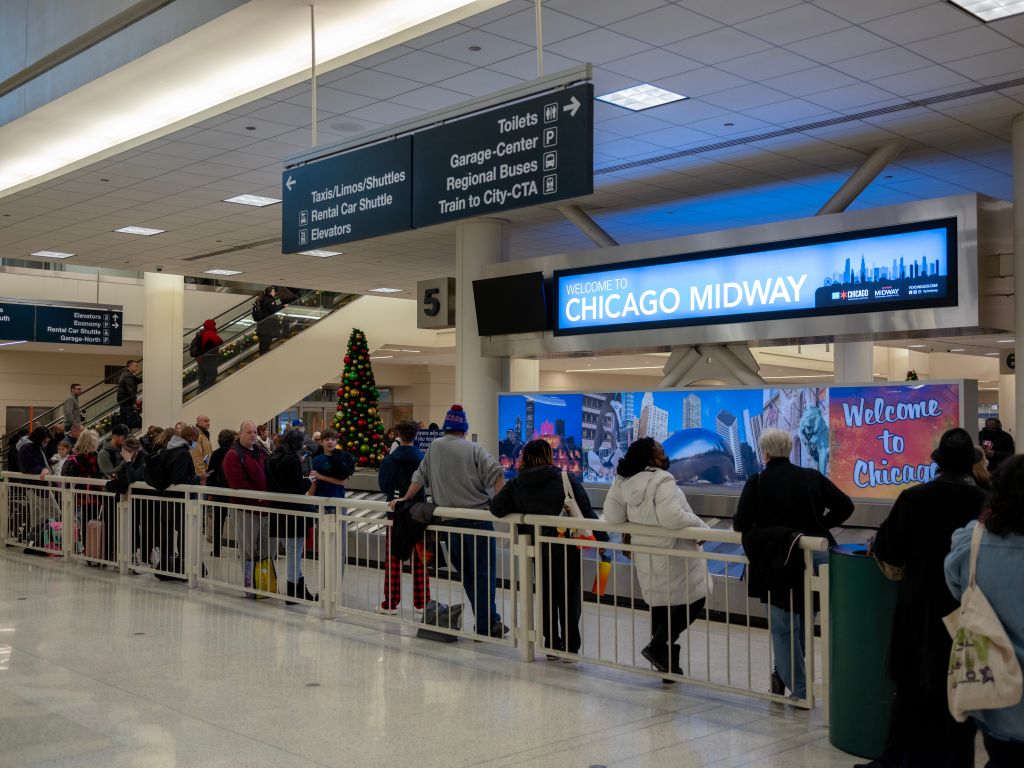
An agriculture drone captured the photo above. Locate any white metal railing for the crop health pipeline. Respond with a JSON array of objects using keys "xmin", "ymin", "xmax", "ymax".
[{"xmin": 0, "ymin": 471, "xmax": 829, "ymax": 709}]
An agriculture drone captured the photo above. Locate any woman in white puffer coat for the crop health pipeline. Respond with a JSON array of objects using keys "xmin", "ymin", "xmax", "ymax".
[{"xmin": 604, "ymin": 437, "xmax": 710, "ymax": 679}]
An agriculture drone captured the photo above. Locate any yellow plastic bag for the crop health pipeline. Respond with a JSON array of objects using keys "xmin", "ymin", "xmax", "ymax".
[{"xmin": 254, "ymin": 558, "xmax": 278, "ymax": 596}]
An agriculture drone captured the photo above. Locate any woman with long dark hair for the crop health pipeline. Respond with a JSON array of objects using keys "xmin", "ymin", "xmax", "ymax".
[
  {"xmin": 603, "ymin": 437, "xmax": 710, "ymax": 679},
  {"xmin": 945, "ymin": 455, "xmax": 1024, "ymax": 767},
  {"xmin": 492, "ymin": 439, "xmax": 606, "ymax": 657}
]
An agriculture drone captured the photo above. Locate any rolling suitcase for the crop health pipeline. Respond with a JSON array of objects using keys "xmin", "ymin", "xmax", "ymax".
[{"xmin": 86, "ymin": 518, "xmax": 105, "ymax": 560}]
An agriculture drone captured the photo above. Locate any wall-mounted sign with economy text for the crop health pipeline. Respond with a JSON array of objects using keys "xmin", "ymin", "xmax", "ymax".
[
  {"xmin": 0, "ymin": 299, "xmax": 123, "ymax": 346},
  {"xmin": 553, "ymin": 219, "xmax": 956, "ymax": 336}
]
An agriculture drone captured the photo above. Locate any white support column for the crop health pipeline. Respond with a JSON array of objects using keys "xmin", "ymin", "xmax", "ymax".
[
  {"xmin": 833, "ymin": 341, "xmax": 873, "ymax": 384},
  {"xmin": 886, "ymin": 348, "xmax": 910, "ymax": 382},
  {"xmin": 508, "ymin": 359, "xmax": 540, "ymax": 392},
  {"xmin": 1012, "ymin": 113, "xmax": 1024, "ymax": 440},
  {"xmin": 455, "ymin": 219, "xmax": 507, "ymax": 451},
  {"xmin": 1000, "ymin": 374, "xmax": 1016, "ymax": 436},
  {"xmin": 142, "ymin": 272, "xmax": 184, "ymax": 428}
]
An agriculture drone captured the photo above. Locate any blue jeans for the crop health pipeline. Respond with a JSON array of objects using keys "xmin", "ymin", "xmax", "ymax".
[
  {"xmin": 445, "ymin": 519, "xmax": 500, "ymax": 634},
  {"xmin": 769, "ymin": 551, "xmax": 827, "ymax": 698},
  {"xmin": 283, "ymin": 538, "xmax": 303, "ymax": 583}
]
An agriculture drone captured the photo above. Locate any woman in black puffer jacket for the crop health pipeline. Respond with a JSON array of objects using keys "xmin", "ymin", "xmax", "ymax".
[
  {"xmin": 266, "ymin": 429, "xmax": 314, "ymax": 602},
  {"xmin": 491, "ymin": 439, "xmax": 606, "ymax": 656}
]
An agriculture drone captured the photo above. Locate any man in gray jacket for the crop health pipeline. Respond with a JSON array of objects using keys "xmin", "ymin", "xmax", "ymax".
[
  {"xmin": 389, "ymin": 404, "xmax": 507, "ymax": 637},
  {"xmin": 98, "ymin": 424, "xmax": 131, "ymax": 477},
  {"xmin": 63, "ymin": 383, "xmax": 84, "ymax": 431}
]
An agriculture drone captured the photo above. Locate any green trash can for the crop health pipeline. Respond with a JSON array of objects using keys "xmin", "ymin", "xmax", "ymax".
[{"xmin": 829, "ymin": 545, "xmax": 899, "ymax": 759}]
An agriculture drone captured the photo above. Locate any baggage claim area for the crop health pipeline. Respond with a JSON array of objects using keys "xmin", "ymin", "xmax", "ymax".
[{"xmin": 2, "ymin": 2, "xmax": 1024, "ymax": 767}]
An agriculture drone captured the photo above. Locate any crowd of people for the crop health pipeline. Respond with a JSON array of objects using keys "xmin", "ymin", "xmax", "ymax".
[
  {"xmin": 734, "ymin": 424, "xmax": 1023, "ymax": 768},
  {"xmin": 4, "ymin": 390, "xmax": 1023, "ymax": 765}
]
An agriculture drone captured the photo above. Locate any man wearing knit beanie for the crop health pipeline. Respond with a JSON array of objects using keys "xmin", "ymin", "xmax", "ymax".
[{"xmin": 390, "ymin": 404, "xmax": 508, "ymax": 638}]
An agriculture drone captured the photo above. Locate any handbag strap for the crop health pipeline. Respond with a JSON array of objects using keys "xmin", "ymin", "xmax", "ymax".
[
  {"xmin": 968, "ymin": 520, "xmax": 985, "ymax": 589},
  {"xmin": 561, "ymin": 470, "xmax": 575, "ymax": 504}
]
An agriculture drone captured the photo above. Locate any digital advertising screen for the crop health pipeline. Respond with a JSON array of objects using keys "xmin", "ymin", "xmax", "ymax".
[
  {"xmin": 498, "ymin": 382, "xmax": 962, "ymax": 501},
  {"xmin": 553, "ymin": 219, "xmax": 956, "ymax": 336}
]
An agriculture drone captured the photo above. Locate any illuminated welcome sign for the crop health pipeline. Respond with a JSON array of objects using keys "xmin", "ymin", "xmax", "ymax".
[{"xmin": 553, "ymin": 219, "xmax": 956, "ymax": 335}]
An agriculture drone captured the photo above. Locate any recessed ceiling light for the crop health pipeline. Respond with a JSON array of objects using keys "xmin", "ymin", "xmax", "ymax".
[
  {"xmin": 997, "ymin": 339, "xmax": 1015, "ymax": 343},
  {"xmin": 370, "ymin": 355, "xmax": 394, "ymax": 360},
  {"xmin": 223, "ymin": 194, "xmax": 280, "ymax": 207},
  {"xmin": 908, "ymin": 344, "xmax": 928, "ymax": 348},
  {"xmin": 115, "ymin": 226, "xmax": 164, "ymax": 236},
  {"xmin": 370, "ymin": 287, "xmax": 402, "ymax": 293},
  {"xmin": 949, "ymin": 348, "xmax": 966, "ymax": 353},
  {"xmin": 298, "ymin": 249, "xmax": 342, "ymax": 257},
  {"xmin": 31, "ymin": 250, "xmax": 74, "ymax": 259},
  {"xmin": 596, "ymin": 83, "xmax": 687, "ymax": 112},
  {"xmin": 204, "ymin": 268, "xmax": 243, "ymax": 276},
  {"xmin": 985, "ymin": 352, "xmax": 1000, "ymax": 356},
  {"xmin": 949, "ymin": 1, "xmax": 1024, "ymax": 22}
]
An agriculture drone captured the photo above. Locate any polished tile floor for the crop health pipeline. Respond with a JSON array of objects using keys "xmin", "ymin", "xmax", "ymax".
[{"xmin": 0, "ymin": 551, "xmax": 861, "ymax": 767}]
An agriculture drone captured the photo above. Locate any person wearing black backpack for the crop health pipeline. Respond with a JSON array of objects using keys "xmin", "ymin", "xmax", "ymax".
[
  {"xmin": 191, "ymin": 319, "xmax": 223, "ymax": 392},
  {"xmin": 254, "ymin": 287, "xmax": 282, "ymax": 355},
  {"xmin": 142, "ymin": 425, "xmax": 200, "ymax": 581},
  {"xmin": 377, "ymin": 420, "xmax": 430, "ymax": 613}
]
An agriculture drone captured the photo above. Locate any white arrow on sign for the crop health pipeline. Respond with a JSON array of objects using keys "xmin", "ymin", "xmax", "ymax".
[
  {"xmin": 563, "ymin": 96, "xmax": 581, "ymax": 118},
  {"xmin": 285, "ymin": 176, "xmax": 296, "ymax": 191},
  {"xmin": 111, "ymin": 314, "xmax": 120, "ymax": 329}
]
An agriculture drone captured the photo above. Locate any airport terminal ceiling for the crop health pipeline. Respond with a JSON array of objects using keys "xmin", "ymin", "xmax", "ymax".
[{"xmin": 1, "ymin": 0, "xmax": 1024, "ymax": 298}]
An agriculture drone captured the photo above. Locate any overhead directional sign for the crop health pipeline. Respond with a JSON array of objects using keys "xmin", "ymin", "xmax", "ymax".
[
  {"xmin": 281, "ymin": 78, "xmax": 594, "ymax": 251},
  {"xmin": 412, "ymin": 82, "xmax": 593, "ymax": 227},
  {"xmin": 0, "ymin": 299, "xmax": 123, "ymax": 346},
  {"xmin": 0, "ymin": 302, "xmax": 35, "ymax": 340},
  {"xmin": 281, "ymin": 137, "xmax": 413, "ymax": 253}
]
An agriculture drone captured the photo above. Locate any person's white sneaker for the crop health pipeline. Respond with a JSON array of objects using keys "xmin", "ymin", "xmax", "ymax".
[{"xmin": 150, "ymin": 547, "xmax": 161, "ymax": 569}]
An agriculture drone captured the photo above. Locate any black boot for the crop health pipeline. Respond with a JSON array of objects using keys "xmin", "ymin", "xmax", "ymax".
[
  {"xmin": 298, "ymin": 577, "xmax": 317, "ymax": 602},
  {"xmin": 641, "ymin": 643, "xmax": 670, "ymax": 673},
  {"xmin": 285, "ymin": 580, "xmax": 299, "ymax": 606},
  {"xmin": 669, "ymin": 645, "xmax": 683, "ymax": 676}
]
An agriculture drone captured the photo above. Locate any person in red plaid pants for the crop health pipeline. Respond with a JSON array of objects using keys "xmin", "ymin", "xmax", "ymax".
[{"xmin": 377, "ymin": 421, "xmax": 430, "ymax": 613}]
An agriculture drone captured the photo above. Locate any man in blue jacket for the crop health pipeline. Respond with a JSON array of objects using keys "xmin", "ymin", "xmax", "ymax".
[{"xmin": 378, "ymin": 420, "xmax": 429, "ymax": 613}]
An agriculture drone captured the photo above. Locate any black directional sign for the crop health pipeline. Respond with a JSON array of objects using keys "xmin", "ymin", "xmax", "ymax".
[
  {"xmin": 35, "ymin": 305, "xmax": 123, "ymax": 346},
  {"xmin": 281, "ymin": 137, "xmax": 413, "ymax": 253},
  {"xmin": 0, "ymin": 301, "xmax": 34, "ymax": 340},
  {"xmin": 0, "ymin": 300, "xmax": 123, "ymax": 346},
  {"xmin": 412, "ymin": 82, "xmax": 593, "ymax": 228}
]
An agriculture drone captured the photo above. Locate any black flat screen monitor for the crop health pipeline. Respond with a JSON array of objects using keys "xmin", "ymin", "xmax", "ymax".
[{"xmin": 472, "ymin": 272, "xmax": 549, "ymax": 336}]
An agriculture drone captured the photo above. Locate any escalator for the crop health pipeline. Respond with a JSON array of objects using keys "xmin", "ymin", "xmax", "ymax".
[
  {"xmin": 181, "ymin": 290, "xmax": 357, "ymax": 404},
  {"xmin": 0, "ymin": 292, "xmax": 264, "ymax": 461},
  {"xmin": 2, "ymin": 287, "xmax": 434, "ymax": 463}
]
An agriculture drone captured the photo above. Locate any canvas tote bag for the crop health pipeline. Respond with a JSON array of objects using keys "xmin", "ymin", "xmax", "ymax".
[{"xmin": 943, "ymin": 522, "xmax": 1023, "ymax": 722}]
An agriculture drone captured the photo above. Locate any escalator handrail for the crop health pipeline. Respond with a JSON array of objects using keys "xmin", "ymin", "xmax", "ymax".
[
  {"xmin": 181, "ymin": 292, "xmax": 260, "ymax": 343},
  {"xmin": 0, "ymin": 366, "xmax": 139, "ymax": 445},
  {"xmin": 180, "ymin": 290, "xmax": 360, "ymax": 402}
]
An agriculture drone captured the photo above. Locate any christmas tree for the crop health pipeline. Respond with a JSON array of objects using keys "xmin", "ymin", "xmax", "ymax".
[{"xmin": 334, "ymin": 328, "xmax": 387, "ymax": 468}]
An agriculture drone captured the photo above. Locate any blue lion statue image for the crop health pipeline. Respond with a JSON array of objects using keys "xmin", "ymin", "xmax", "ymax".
[{"xmin": 800, "ymin": 405, "xmax": 829, "ymax": 475}]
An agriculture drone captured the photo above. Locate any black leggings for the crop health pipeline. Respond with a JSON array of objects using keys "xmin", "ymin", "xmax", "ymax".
[{"xmin": 649, "ymin": 598, "xmax": 706, "ymax": 652}]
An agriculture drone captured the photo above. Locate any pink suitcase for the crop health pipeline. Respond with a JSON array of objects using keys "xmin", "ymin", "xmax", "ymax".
[{"xmin": 85, "ymin": 519, "xmax": 105, "ymax": 560}]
